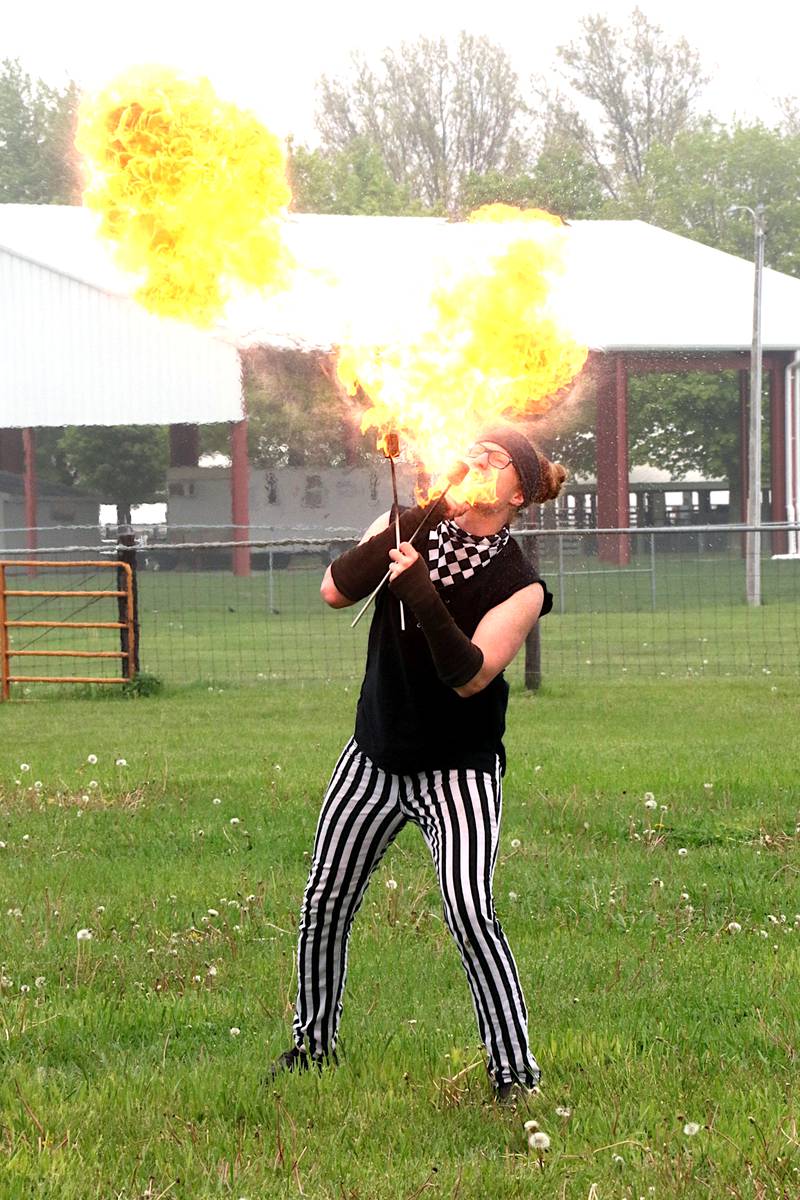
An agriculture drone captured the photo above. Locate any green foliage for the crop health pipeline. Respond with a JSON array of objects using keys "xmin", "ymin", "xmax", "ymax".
[
  {"xmin": 460, "ymin": 139, "xmax": 605, "ymax": 220},
  {"xmin": 541, "ymin": 8, "xmax": 707, "ymax": 199},
  {"xmin": 200, "ymin": 348, "xmax": 375, "ymax": 468},
  {"xmin": 316, "ymin": 33, "xmax": 528, "ymax": 210},
  {"xmin": 122, "ymin": 671, "xmax": 163, "ymax": 697},
  {"xmin": 0, "ymin": 57, "xmax": 81, "ymax": 203},
  {"xmin": 57, "ymin": 425, "xmax": 169, "ymax": 520},
  {"xmin": 611, "ymin": 120, "xmax": 800, "ymax": 277},
  {"xmin": 289, "ymin": 137, "xmax": 418, "ymax": 216}
]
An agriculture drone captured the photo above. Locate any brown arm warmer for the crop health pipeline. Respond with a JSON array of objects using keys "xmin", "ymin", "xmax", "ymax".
[
  {"xmin": 329, "ymin": 504, "xmax": 442, "ymax": 602},
  {"xmin": 388, "ymin": 556, "xmax": 484, "ymax": 689}
]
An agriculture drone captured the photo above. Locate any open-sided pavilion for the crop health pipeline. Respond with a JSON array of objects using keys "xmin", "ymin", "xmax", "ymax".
[{"xmin": 1, "ymin": 204, "xmax": 799, "ymax": 570}]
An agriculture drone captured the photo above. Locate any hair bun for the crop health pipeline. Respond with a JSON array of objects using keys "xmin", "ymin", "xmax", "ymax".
[{"xmin": 534, "ymin": 456, "xmax": 568, "ymax": 504}]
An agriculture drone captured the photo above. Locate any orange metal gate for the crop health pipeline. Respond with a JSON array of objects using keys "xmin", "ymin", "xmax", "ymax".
[{"xmin": 0, "ymin": 560, "xmax": 136, "ymax": 700}]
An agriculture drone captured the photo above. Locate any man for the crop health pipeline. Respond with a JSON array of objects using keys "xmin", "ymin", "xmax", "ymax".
[{"xmin": 272, "ymin": 427, "xmax": 563, "ymax": 1103}]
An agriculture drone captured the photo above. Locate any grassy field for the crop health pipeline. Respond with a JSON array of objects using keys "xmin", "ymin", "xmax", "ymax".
[
  {"xmin": 3, "ymin": 548, "xmax": 800, "ymax": 692},
  {"xmin": 1, "ymin": 677, "xmax": 798, "ymax": 1199}
]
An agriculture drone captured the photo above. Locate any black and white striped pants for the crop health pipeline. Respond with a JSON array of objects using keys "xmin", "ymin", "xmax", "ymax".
[{"xmin": 292, "ymin": 737, "xmax": 541, "ymax": 1088}]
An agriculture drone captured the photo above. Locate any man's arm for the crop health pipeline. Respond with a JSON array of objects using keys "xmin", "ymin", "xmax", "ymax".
[
  {"xmin": 320, "ymin": 512, "xmax": 392, "ymax": 608},
  {"xmin": 452, "ymin": 583, "xmax": 545, "ymax": 697},
  {"xmin": 388, "ymin": 541, "xmax": 545, "ymax": 693}
]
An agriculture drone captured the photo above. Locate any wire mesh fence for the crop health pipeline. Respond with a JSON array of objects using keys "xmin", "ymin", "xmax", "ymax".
[{"xmin": 1, "ymin": 523, "xmax": 799, "ymax": 695}]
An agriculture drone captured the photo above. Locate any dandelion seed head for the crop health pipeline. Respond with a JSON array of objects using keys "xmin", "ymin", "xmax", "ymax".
[
  {"xmin": 678, "ymin": 847, "xmax": 688, "ymax": 857},
  {"xmin": 229, "ymin": 1026, "xmax": 241, "ymax": 1036},
  {"xmin": 385, "ymin": 878, "xmax": 398, "ymax": 890},
  {"xmin": 20, "ymin": 763, "xmax": 30, "ymax": 772},
  {"xmin": 510, "ymin": 838, "xmax": 521, "ymax": 848},
  {"xmin": 76, "ymin": 928, "xmax": 92, "ymax": 941},
  {"xmin": 115, "ymin": 758, "xmax": 127, "ymax": 767}
]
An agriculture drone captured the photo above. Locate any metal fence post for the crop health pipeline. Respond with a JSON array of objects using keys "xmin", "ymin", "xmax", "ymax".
[
  {"xmin": 521, "ymin": 530, "xmax": 542, "ymax": 691},
  {"xmin": 268, "ymin": 549, "xmax": 277, "ymax": 614},
  {"xmin": 117, "ymin": 527, "xmax": 140, "ymax": 677},
  {"xmin": 650, "ymin": 533, "xmax": 656, "ymax": 611},
  {"xmin": 558, "ymin": 533, "xmax": 565, "ymax": 615}
]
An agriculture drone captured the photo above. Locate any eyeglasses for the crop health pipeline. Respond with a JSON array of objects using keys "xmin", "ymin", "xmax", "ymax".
[{"xmin": 465, "ymin": 443, "xmax": 513, "ymax": 470}]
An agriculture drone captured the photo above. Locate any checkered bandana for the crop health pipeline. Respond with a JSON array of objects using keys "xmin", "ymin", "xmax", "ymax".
[{"xmin": 427, "ymin": 519, "xmax": 510, "ymax": 587}]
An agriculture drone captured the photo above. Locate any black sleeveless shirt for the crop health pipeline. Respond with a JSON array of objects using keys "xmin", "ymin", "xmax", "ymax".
[{"xmin": 353, "ymin": 528, "xmax": 553, "ymax": 775}]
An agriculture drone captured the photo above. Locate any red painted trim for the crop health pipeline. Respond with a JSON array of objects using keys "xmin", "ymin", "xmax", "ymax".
[
  {"xmin": 769, "ymin": 366, "xmax": 788, "ymax": 554},
  {"xmin": 230, "ymin": 419, "xmax": 251, "ymax": 577},
  {"xmin": 596, "ymin": 355, "xmax": 630, "ymax": 565}
]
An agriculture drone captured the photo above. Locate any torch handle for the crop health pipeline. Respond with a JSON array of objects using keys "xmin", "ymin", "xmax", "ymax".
[
  {"xmin": 389, "ymin": 456, "xmax": 406, "ymax": 632},
  {"xmin": 350, "ymin": 483, "xmax": 454, "ymax": 629}
]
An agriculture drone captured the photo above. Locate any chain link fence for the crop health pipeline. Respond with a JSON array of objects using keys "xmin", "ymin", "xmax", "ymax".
[{"xmin": 1, "ymin": 523, "xmax": 799, "ymax": 694}]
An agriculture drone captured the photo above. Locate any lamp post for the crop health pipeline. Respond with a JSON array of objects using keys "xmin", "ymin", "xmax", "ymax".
[{"xmin": 729, "ymin": 203, "xmax": 766, "ymax": 606}]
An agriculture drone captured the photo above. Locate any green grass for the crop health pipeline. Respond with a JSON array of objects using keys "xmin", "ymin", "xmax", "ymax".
[
  {"xmin": 1, "ymin": 678, "xmax": 798, "ymax": 1198},
  {"xmin": 3, "ymin": 549, "xmax": 800, "ymax": 693}
]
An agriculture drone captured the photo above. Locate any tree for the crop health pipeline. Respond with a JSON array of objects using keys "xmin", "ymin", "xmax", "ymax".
[
  {"xmin": 535, "ymin": 8, "xmax": 707, "ymax": 200},
  {"xmin": 200, "ymin": 349, "xmax": 375, "ymax": 469},
  {"xmin": 56, "ymin": 426, "xmax": 169, "ymax": 525},
  {"xmin": 316, "ymin": 33, "xmax": 528, "ymax": 210},
  {"xmin": 611, "ymin": 120, "xmax": 800, "ymax": 277},
  {"xmin": 460, "ymin": 137, "xmax": 604, "ymax": 219},
  {"xmin": 288, "ymin": 137, "xmax": 417, "ymax": 215},
  {"xmin": 0, "ymin": 58, "xmax": 81, "ymax": 203}
]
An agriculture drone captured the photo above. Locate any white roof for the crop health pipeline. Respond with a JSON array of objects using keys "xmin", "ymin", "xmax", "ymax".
[
  {"xmin": 227, "ymin": 214, "xmax": 800, "ymax": 354},
  {"xmin": 0, "ymin": 204, "xmax": 243, "ymax": 429},
  {"xmin": 1, "ymin": 207, "xmax": 798, "ymax": 413}
]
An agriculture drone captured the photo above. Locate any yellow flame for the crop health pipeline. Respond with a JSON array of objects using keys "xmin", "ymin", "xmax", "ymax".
[
  {"xmin": 336, "ymin": 204, "xmax": 587, "ymax": 503},
  {"xmin": 75, "ymin": 66, "xmax": 292, "ymax": 326}
]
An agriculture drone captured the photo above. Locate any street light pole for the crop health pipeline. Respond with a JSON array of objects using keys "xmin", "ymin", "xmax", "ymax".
[{"xmin": 730, "ymin": 203, "xmax": 766, "ymax": 606}]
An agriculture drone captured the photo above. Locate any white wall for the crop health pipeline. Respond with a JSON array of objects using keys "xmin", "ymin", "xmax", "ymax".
[{"xmin": 167, "ymin": 464, "xmax": 423, "ymax": 540}]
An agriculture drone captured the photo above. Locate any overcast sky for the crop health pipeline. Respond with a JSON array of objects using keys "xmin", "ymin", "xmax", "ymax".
[{"xmin": 4, "ymin": 0, "xmax": 799, "ymax": 143}]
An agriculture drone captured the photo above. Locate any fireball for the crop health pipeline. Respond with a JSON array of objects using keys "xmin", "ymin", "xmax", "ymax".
[
  {"xmin": 75, "ymin": 66, "xmax": 292, "ymax": 327},
  {"xmin": 336, "ymin": 204, "xmax": 587, "ymax": 504}
]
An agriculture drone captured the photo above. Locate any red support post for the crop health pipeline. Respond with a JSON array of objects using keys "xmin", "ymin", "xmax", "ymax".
[
  {"xmin": 769, "ymin": 362, "xmax": 788, "ymax": 554},
  {"xmin": 596, "ymin": 355, "xmax": 630, "ymax": 565},
  {"xmin": 230, "ymin": 418, "xmax": 251, "ymax": 577},
  {"xmin": 22, "ymin": 429, "xmax": 37, "ymax": 577}
]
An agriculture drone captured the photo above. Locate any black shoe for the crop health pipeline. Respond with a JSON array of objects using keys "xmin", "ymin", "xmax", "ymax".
[
  {"xmin": 268, "ymin": 1045, "xmax": 339, "ymax": 1082},
  {"xmin": 269, "ymin": 1046, "xmax": 310, "ymax": 1080},
  {"xmin": 494, "ymin": 1076, "xmax": 541, "ymax": 1105}
]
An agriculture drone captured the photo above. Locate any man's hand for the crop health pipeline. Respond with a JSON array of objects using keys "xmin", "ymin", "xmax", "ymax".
[{"xmin": 387, "ymin": 540, "xmax": 421, "ymax": 584}]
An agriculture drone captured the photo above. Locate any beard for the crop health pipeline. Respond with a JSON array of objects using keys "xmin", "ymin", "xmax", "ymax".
[{"xmin": 469, "ymin": 497, "xmax": 508, "ymax": 517}]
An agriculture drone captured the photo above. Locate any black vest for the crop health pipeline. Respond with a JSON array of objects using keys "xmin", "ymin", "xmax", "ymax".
[{"xmin": 353, "ymin": 534, "xmax": 553, "ymax": 775}]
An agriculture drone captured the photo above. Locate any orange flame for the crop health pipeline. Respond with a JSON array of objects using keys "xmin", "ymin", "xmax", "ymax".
[
  {"xmin": 336, "ymin": 204, "xmax": 587, "ymax": 503},
  {"xmin": 75, "ymin": 67, "xmax": 292, "ymax": 327}
]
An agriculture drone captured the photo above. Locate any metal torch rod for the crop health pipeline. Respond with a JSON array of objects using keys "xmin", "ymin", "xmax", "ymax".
[
  {"xmin": 350, "ymin": 478, "xmax": 459, "ymax": 630},
  {"xmin": 389, "ymin": 454, "xmax": 406, "ymax": 632}
]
